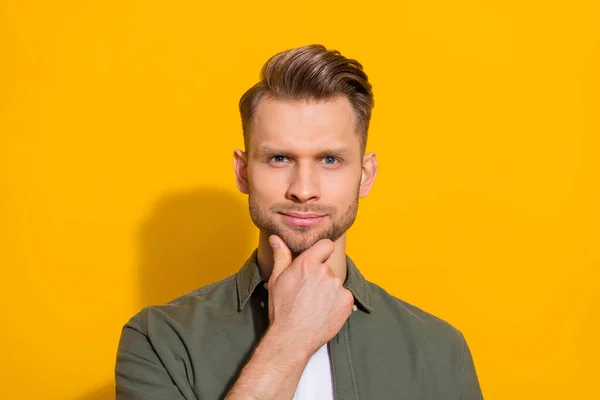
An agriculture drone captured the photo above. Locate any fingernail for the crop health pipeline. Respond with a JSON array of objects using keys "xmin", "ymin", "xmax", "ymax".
[{"xmin": 269, "ymin": 236, "xmax": 280, "ymax": 249}]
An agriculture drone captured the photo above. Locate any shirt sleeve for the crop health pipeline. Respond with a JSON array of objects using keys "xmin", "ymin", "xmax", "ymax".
[
  {"xmin": 458, "ymin": 332, "xmax": 484, "ymax": 400},
  {"xmin": 115, "ymin": 308, "xmax": 189, "ymax": 400}
]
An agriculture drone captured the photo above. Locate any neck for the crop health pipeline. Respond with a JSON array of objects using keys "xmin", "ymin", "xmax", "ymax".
[{"xmin": 256, "ymin": 231, "xmax": 348, "ymax": 283}]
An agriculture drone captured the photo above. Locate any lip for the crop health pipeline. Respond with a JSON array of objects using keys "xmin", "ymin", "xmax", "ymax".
[
  {"xmin": 282, "ymin": 212, "xmax": 325, "ymax": 218},
  {"xmin": 280, "ymin": 212, "xmax": 326, "ymax": 227}
]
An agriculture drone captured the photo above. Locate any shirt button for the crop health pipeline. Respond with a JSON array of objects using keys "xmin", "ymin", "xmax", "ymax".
[
  {"xmin": 260, "ymin": 301, "xmax": 265, "ymax": 308},
  {"xmin": 263, "ymin": 282, "xmax": 268, "ymax": 290},
  {"xmin": 352, "ymin": 305, "xmax": 358, "ymax": 312}
]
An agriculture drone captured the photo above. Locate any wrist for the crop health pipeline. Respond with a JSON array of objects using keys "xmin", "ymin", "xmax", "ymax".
[{"xmin": 263, "ymin": 323, "xmax": 315, "ymax": 363}]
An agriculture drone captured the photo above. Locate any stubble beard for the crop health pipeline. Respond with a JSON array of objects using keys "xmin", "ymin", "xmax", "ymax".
[{"xmin": 249, "ymin": 193, "xmax": 360, "ymax": 256}]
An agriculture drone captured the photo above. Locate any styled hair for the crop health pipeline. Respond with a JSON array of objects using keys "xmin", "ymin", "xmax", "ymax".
[{"xmin": 239, "ymin": 44, "xmax": 374, "ymax": 152}]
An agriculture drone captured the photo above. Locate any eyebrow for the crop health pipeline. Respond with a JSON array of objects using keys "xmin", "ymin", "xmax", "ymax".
[{"xmin": 256, "ymin": 145, "xmax": 350, "ymax": 158}]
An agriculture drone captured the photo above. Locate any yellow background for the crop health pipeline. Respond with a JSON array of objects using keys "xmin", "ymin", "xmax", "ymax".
[{"xmin": 1, "ymin": 1, "xmax": 598, "ymax": 399}]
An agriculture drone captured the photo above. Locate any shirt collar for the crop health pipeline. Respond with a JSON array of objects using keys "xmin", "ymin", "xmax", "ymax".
[{"xmin": 236, "ymin": 249, "xmax": 373, "ymax": 313}]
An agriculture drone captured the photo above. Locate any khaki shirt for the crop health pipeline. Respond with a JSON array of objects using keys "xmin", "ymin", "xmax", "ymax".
[{"xmin": 116, "ymin": 250, "xmax": 483, "ymax": 399}]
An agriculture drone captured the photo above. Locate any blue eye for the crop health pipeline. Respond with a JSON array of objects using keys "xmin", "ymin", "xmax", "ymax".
[
  {"xmin": 323, "ymin": 156, "xmax": 338, "ymax": 164},
  {"xmin": 271, "ymin": 155, "xmax": 288, "ymax": 163}
]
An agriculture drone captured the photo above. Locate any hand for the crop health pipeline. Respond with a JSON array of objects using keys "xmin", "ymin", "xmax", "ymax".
[{"xmin": 266, "ymin": 235, "xmax": 355, "ymax": 355}]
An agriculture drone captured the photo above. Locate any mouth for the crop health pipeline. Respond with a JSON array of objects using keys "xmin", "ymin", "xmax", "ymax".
[{"xmin": 279, "ymin": 212, "xmax": 326, "ymax": 227}]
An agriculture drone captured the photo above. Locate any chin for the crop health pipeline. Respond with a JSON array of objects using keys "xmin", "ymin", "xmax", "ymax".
[{"xmin": 278, "ymin": 227, "xmax": 332, "ymax": 254}]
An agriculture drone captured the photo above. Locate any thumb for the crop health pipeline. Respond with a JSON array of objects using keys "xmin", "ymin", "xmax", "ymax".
[{"xmin": 268, "ymin": 235, "xmax": 291, "ymax": 284}]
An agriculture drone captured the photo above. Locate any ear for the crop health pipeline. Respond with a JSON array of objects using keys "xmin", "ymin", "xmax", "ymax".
[
  {"xmin": 233, "ymin": 149, "xmax": 250, "ymax": 194},
  {"xmin": 359, "ymin": 152, "xmax": 378, "ymax": 198}
]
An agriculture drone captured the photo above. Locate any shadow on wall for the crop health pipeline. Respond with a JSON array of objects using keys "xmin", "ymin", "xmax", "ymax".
[
  {"xmin": 138, "ymin": 187, "xmax": 254, "ymax": 306},
  {"xmin": 79, "ymin": 187, "xmax": 253, "ymax": 400}
]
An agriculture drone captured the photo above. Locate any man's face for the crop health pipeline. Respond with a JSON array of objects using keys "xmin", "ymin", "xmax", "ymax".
[{"xmin": 235, "ymin": 95, "xmax": 376, "ymax": 255}]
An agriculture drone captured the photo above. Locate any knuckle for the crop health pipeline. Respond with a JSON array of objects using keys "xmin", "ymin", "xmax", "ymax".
[
  {"xmin": 276, "ymin": 253, "xmax": 290, "ymax": 264},
  {"xmin": 344, "ymin": 290, "xmax": 354, "ymax": 306},
  {"xmin": 300, "ymin": 259, "xmax": 311, "ymax": 271},
  {"xmin": 332, "ymin": 276, "xmax": 343, "ymax": 288},
  {"xmin": 297, "ymin": 260, "xmax": 311, "ymax": 277}
]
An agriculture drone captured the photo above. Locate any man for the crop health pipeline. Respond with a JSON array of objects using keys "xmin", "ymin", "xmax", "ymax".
[{"xmin": 115, "ymin": 44, "xmax": 483, "ymax": 399}]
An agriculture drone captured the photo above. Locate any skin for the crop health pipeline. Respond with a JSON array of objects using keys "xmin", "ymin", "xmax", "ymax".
[{"xmin": 226, "ymin": 94, "xmax": 378, "ymax": 400}]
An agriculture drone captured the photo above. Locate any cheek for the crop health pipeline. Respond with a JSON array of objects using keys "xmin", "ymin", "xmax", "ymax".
[
  {"xmin": 328, "ymin": 165, "xmax": 361, "ymax": 186},
  {"xmin": 249, "ymin": 167, "xmax": 285, "ymax": 201},
  {"xmin": 323, "ymin": 177, "xmax": 360, "ymax": 205}
]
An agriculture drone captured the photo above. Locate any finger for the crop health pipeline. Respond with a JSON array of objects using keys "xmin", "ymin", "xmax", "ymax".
[
  {"xmin": 301, "ymin": 238, "xmax": 335, "ymax": 264},
  {"xmin": 268, "ymin": 235, "xmax": 292, "ymax": 284}
]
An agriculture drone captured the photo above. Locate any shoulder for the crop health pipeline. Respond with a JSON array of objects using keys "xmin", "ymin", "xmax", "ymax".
[
  {"xmin": 123, "ymin": 273, "xmax": 239, "ymax": 335},
  {"xmin": 365, "ymin": 281, "xmax": 483, "ymax": 397},
  {"xmin": 366, "ymin": 280, "xmax": 468, "ymax": 360}
]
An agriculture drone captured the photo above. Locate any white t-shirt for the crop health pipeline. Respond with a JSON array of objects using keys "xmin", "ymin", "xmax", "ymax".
[{"xmin": 293, "ymin": 343, "xmax": 334, "ymax": 400}]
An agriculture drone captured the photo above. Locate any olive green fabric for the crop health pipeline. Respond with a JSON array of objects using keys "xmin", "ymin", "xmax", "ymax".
[{"xmin": 116, "ymin": 250, "xmax": 483, "ymax": 399}]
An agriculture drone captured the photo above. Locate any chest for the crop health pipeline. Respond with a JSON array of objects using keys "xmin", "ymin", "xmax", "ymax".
[
  {"xmin": 185, "ymin": 308, "xmax": 450, "ymax": 400},
  {"xmin": 293, "ymin": 343, "xmax": 334, "ymax": 400}
]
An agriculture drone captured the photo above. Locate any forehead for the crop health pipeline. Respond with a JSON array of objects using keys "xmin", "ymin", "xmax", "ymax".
[{"xmin": 249, "ymin": 95, "xmax": 360, "ymax": 152}]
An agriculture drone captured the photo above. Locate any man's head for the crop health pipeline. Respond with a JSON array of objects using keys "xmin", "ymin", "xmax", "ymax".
[{"xmin": 234, "ymin": 44, "xmax": 377, "ymax": 255}]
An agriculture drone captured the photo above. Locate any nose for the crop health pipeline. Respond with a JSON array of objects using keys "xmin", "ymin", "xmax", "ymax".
[{"xmin": 285, "ymin": 161, "xmax": 320, "ymax": 203}]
